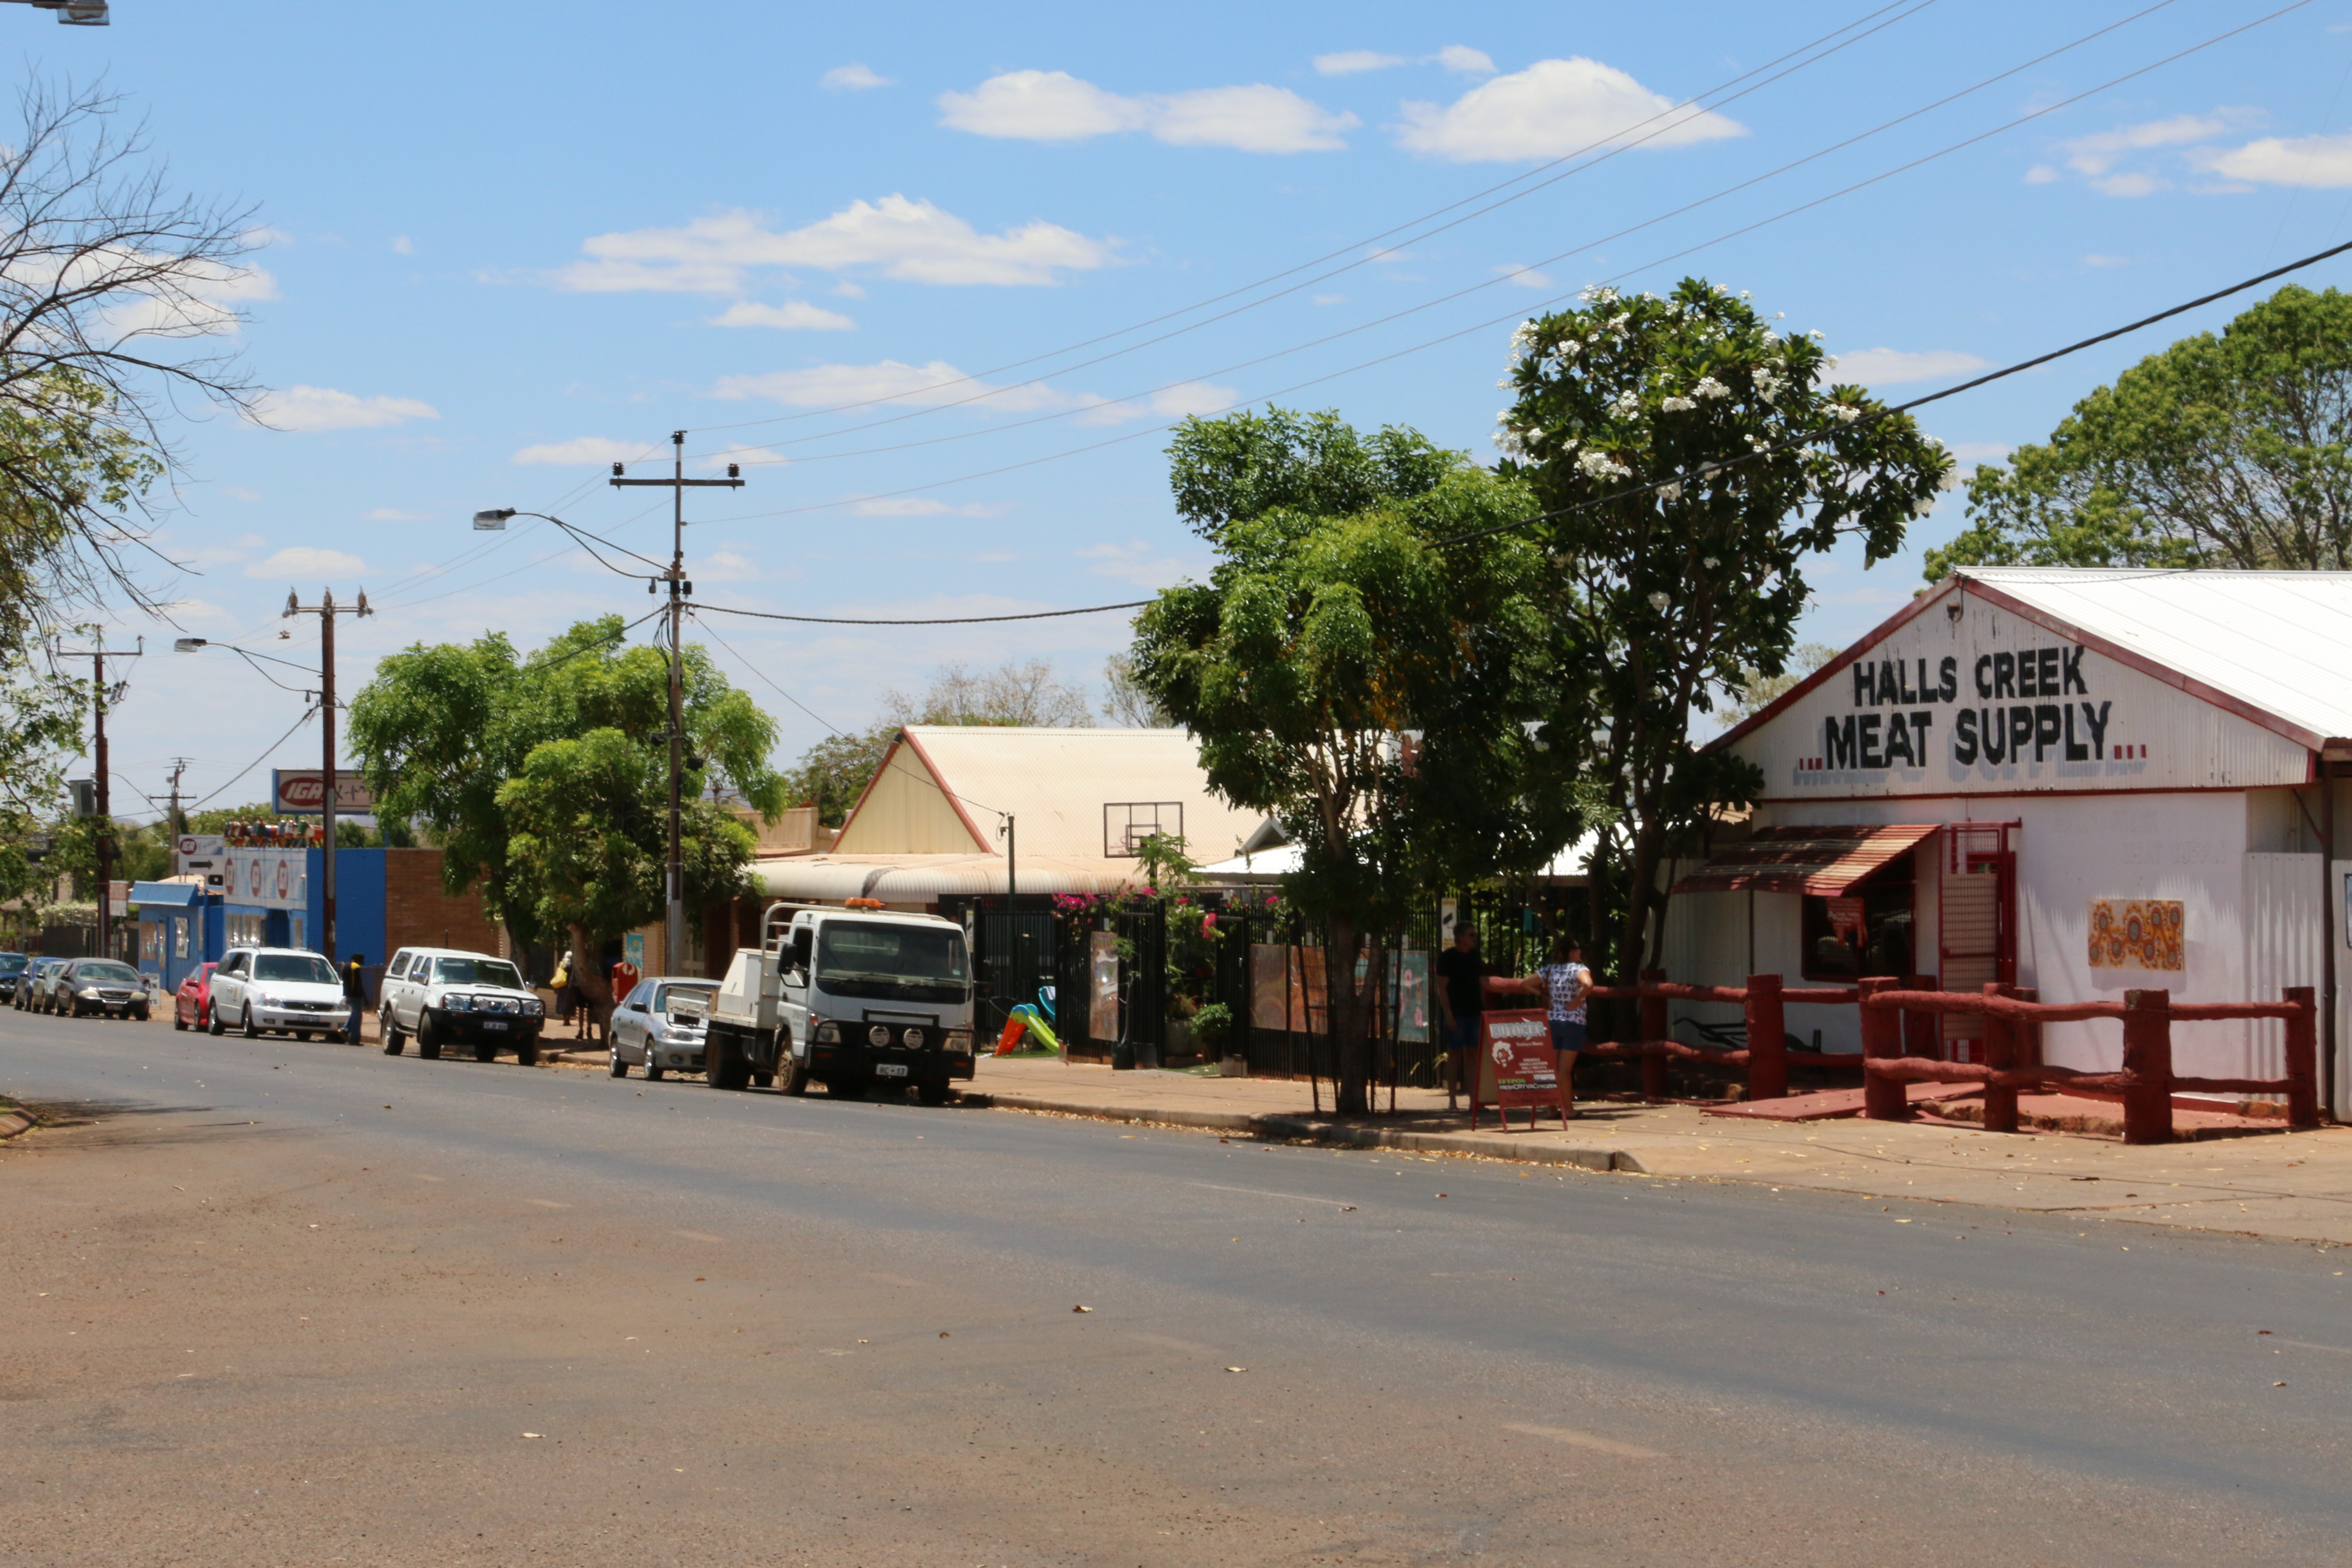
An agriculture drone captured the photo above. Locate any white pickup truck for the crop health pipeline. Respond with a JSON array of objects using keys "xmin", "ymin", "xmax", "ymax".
[{"xmin": 704, "ymin": 902, "xmax": 976, "ymax": 1102}]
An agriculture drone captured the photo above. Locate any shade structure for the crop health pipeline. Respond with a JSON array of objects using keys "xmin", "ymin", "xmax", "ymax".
[{"xmin": 1669, "ymin": 824, "xmax": 1941, "ymax": 897}]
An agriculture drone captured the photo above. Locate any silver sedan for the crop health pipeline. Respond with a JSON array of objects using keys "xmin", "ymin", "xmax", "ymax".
[{"xmin": 608, "ymin": 978, "xmax": 717, "ymax": 1080}]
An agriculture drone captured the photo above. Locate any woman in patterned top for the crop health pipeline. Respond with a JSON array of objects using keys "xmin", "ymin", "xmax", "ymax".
[{"xmin": 1493, "ymin": 936, "xmax": 1593, "ymax": 1118}]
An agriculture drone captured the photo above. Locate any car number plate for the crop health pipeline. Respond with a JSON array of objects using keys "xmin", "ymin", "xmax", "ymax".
[
  {"xmin": 484, "ymin": 1020, "xmax": 509, "ymax": 1032},
  {"xmin": 875, "ymin": 1063, "xmax": 909, "ymax": 1078}
]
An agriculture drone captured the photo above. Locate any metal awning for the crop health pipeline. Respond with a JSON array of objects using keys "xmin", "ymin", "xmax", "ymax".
[{"xmin": 1670, "ymin": 824, "xmax": 1941, "ymax": 897}]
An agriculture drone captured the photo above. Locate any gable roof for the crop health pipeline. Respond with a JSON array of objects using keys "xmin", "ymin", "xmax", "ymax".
[
  {"xmin": 832, "ymin": 726, "xmax": 1264, "ymax": 862},
  {"xmin": 1714, "ymin": 567, "xmax": 2352, "ymax": 756}
]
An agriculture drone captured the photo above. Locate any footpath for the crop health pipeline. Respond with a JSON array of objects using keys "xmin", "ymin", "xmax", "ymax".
[{"xmin": 965, "ymin": 1055, "xmax": 2352, "ymax": 1249}]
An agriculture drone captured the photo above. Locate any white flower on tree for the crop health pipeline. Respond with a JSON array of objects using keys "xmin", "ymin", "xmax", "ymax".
[
  {"xmin": 1828, "ymin": 402, "xmax": 1862, "ymax": 424},
  {"xmin": 1660, "ymin": 395, "xmax": 1697, "ymax": 412},
  {"xmin": 1752, "ymin": 366, "xmax": 1784, "ymax": 404},
  {"xmin": 1610, "ymin": 389, "xmax": 1642, "ymax": 418},
  {"xmin": 1657, "ymin": 479, "xmax": 1683, "ymax": 501},
  {"xmin": 1647, "ymin": 591, "xmax": 1672, "ymax": 610},
  {"xmin": 1692, "ymin": 377, "xmax": 1730, "ymax": 400},
  {"xmin": 1577, "ymin": 448, "xmax": 1631, "ymax": 480}
]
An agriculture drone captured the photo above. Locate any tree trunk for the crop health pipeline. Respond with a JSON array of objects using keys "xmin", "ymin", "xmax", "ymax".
[
  {"xmin": 568, "ymin": 921, "xmax": 614, "ymax": 1037},
  {"xmin": 1621, "ymin": 815, "xmax": 1668, "ymax": 981},
  {"xmin": 1323, "ymin": 911, "xmax": 1372, "ymax": 1115}
]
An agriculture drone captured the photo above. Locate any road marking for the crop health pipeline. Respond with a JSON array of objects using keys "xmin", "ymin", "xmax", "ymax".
[
  {"xmin": 1188, "ymin": 1182, "xmax": 1355, "ymax": 1208},
  {"xmin": 673, "ymin": 1230, "xmax": 725, "ymax": 1243},
  {"xmin": 2281, "ymin": 1339, "xmax": 2352, "ymax": 1356},
  {"xmin": 1503, "ymin": 1422, "xmax": 1666, "ymax": 1459},
  {"xmin": 527, "ymin": 1199, "xmax": 569, "ymax": 1209}
]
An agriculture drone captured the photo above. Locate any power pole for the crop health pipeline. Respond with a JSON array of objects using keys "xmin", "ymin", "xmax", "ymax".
[
  {"xmin": 165, "ymin": 758, "xmax": 190, "ymax": 838},
  {"xmin": 283, "ymin": 587, "xmax": 371, "ymax": 960},
  {"xmin": 54, "ymin": 631, "xmax": 142, "ymax": 956},
  {"xmin": 610, "ymin": 432, "xmax": 743, "ymax": 974}
]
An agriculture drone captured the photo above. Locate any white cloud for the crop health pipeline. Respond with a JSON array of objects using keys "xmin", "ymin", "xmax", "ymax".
[
  {"xmin": 851, "ymin": 497, "xmax": 1008, "ymax": 517},
  {"xmin": 511, "ymin": 436, "xmax": 646, "ymax": 466},
  {"xmin": 700, "ymin": 444, "xmax": 786, "ymax": 473},
  {"xmin": 366, "ymin": 507, "xmax": 434, "ymax": 522},
  {"xmin": 2024, "ymin": 164, "xmax": 2059, "ymax": 184},
  {"xmin": 1948, "ymin": 442, "xmax": 2014, "ymax": 466},
  {"xmin": 247, "ymin": 545, "xmax": 368, "ymax": 579},
  {"xmin": 1496, "ymin": 262, "xmax": 1552, "ymax": 289},
  {"xmin": 821, "ymin": 63, "xmax": 891, "ymax": 91},
  {"xmin": 391, "ymin": 235, "xmax": 414, "ymax": 255},
  {"xmin": 700, "ymin": 550, "xmax": 762, "ymax": 581},
  {"xmin": 1072, "ymin": 381, "xmax": 1240, "ymax": 427},
  {"xmin": 712, "ymin": 359, "xmax": 1066, "ymax": 413},
  {"xmin": 2061, "ymin": 113, "xmax": 2251, "ymax": 177},
  {"xmin": 2083, "ymin": 253, "xmax": 2130, "ymax": 268},
  {"xmin": 100, "ymin": 257, "xmax": 278, "ymax": 340},
  {"xmin": 250, "ymin": 385, "xmax": 440, "ymax": 432},
  {"xmin": 1078, "ymin": 541, "xmax": 1191, "ymax": 589},
  {"xmin": 1312, "ymin": 293, "xmax": 1345, "ymax": 305},
  {"xmin": 560, "ymin": 196, "xmax": 1118, "ymax": 292},
  {"xmin": 2199, "ymin": 130, "xmax": 2352, "ymax": 188},
  {"xmin": 938, "ymin": 70, "xmax": 1356, "ymax": 153},
  {"xmin": 830, "ymin": 280, "xmax": 866, "ymax": 298},
  {"xmin": 1828, "ymin": 349, "xmax": 1990, "ymax": 386},
  {"xmin": 1434, "ymin": 45, "xmax": 1496, "ymax": 75},
  {"xmin": 1315, "ymin": 50, "xmax": 1408, "ymax": 76},
  {"xmin": 707, "ymin": 299, "xmax": 856, "ymax": 331},
  {"xmin": 1396, "ymin": 57, "xmax": 1745, "ymax": 162},
  {"xmin": 219, "ymin": 485, "xmax": 263, "ymax": 502},
  {"xmin": 156, "ymin": 597, "xmax": 236, "ymax": 624},
  {"xmin": 2091, "ymin": 172, "xmax": 2165, "ymax": 198}
]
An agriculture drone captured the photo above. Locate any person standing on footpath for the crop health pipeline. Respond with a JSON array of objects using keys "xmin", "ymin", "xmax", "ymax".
[
  {"xmin": 552, "ymin": 953, "xmax": 577, "ymax": 1036},
  {"xmin": 1493, "ymin": 937, "xmax": 1594, "ymax": 1119},
  {"xmin": 1432, "ymin": 922, "xmax": 1497, "ymax": 1112},
  {"xmin": 342, "ymin": 952, "xmax": 368, "ymax": 1047}
]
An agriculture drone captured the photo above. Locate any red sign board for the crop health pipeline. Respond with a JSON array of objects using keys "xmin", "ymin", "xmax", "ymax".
[
  {"xmin": 271, "ymin": 769, "xmax": 374, "ymax": 815},
  {"xmin": 1471, "ymin": 1009, "xmax": 1570, "ymax": 1131}
]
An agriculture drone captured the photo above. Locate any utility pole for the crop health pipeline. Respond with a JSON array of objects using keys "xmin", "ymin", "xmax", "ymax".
[
  {"xmin": 283, "ymin": 587, "xmax": 371, "ymax": 961},
  {"xmin": 611, "ymin": 432, "xmax": 743, "ymax": 973},
  {"xmin": 54, "ymin": 631, "xmax": 142, "ymax": 956},
  {"xmin": 165, "ymin": 757, "xmax": 190, "ymax": 838}
]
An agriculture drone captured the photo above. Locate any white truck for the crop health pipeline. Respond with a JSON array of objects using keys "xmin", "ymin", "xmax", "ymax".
[{"xmin": 704, "ymin": 901, "xmax": 976, "ymax": 1103}]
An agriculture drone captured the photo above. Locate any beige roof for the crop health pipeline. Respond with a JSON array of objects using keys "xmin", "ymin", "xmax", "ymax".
[
  {"xmin": 756, "ymin": 852, "xmax": 1148, "ymax": 903},
  {"xmin": 831, "ymin": 726, "xmax": 1262, "ymax": 864}
]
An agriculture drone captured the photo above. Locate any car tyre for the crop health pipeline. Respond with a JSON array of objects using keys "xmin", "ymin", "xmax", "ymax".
[
  {"xmin": 751, "ymin": 1071, "xmax": 773, "ymax": 1088},
  {"xmin": 918, "ymin": 1081, "xmax": 951, "ymax": 1107},
  {"xmin": 296, "ymin": 1031, "xmax": 313, "ymax": 1042},
  {"xmin": 417, "ymin": 1014, "xmax": 443, "ymax": 1060},
  {"xmin": 473, "ymin": 1041, "xmax": 497, "ymax": 1063},
  {"xmin": 646, "ymin": 1061, "xmax": 665, "ymax": 1081},
  {"xmin": 174, "ymin": 1010, "xmax": 188, "ymax": 1032},
  {"xmin": 133, "ymin": 1005, "xmax": 150, "ymax": 1023},
  {"xmin": 609, "ymin": 1047, "xmax": 628, "ymax": 1078},
  {"xmin": 242, "ymin": 1006, "xmax": 260, "ymax": 1039},
  {"xmin": 382, "ymin": 1009, "xmax": 405, "ymax": 1055},
  {"xmin": 207, "ymin": 1005, "xmax": 224, "ymax": 1037},
  {"xmin": 515, "ymin": 1043, "xmax": 539, "ymax": 1067}
]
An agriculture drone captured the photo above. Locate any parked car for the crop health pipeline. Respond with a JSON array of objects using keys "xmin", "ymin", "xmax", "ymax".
[
  {"xmin": 205, "ymin": 947, "xmax": 349, "ymax": 1041},
  {"xmin": 379, "ymin": 946, "xmax": 546, "ymax": 1064},
  {"xmin": 609, "ymin": 977, "xmax": 717, "ymax": 1079},
  {"xmin": 173, "ymin": 962, "xmax": 220, "ymax": 1032},
  {"xmin": 0, "ymin": 952, "xmax": 28, "ymax": 1002},
  {"xmin": 58, "ymin": 958, "xmax": 151, "ymax": 1020},
  {"xmin": 25, "ymin": 959, "xmax": 71, "ymax": 1013}
]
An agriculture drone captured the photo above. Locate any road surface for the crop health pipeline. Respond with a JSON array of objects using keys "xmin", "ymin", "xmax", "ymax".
[{"xmin": 3, "ymin": 1004, "xmax": 2348, "ymax": 1565}]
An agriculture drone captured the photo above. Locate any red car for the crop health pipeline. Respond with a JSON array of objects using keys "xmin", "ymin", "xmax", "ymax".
[{"xmin": 174, "ymin": 962, "xmax": 219, "ymax": 1032}]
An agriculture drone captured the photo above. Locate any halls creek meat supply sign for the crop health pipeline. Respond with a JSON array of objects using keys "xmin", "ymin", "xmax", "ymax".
[{"xmin": 1733, "ymin": 588, "xmax": 2311, "ymax": 797}]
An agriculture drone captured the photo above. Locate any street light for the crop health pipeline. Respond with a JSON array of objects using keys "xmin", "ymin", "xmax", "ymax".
[
  {"xmin": 473, "ymin": 509, "xmax": 514, "ymax": 531},
  {"xmin": 3, "ymin": 2, "xmax": 111, "ymax": 25}
]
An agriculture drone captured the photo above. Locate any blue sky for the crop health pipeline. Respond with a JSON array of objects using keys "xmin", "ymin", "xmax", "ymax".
[{"xmin": 43, "ymin": 0, "xmax": 2352, "ymax": 817}]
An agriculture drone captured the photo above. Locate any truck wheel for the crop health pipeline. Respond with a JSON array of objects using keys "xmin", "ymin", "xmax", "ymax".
[
  {"xmin": 473, "ymin": 1041, "xmax": 497, "ymax": 1063},
  {"xmin": 382, "ymin": 1011, "xmax": 404, "ymax": 1055},
  {"xmin": 751, "ymin": 1071, "xmax": 772, "ymax": 1088},
  {"xmin": 780, "ymin": 1053, "xmax": 809, "ymax": 1096},
  {"xmin": 824, "ymin": 1074, "xmax": 864, "ymax": 1099},
  {"xmin": 918, "ymin": 1081, "xmax": 952, "ymax": 1106},
  {"xmin": 707, "ymin": 1028, "xmax": 750, "ymax": 1090},
  {"xmin": 417, "ymin": 1015, "xmax": 443, "ymax": 1060},
  {"xmin": 516, "ymin": 1043, "xmax": 539, "ymax": 1067}
]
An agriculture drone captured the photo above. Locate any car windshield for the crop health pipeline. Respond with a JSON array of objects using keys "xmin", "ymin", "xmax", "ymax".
[
  {"xmin": 816, "ymin": 922, "xmax": 968, "ymax": 986},
  {"xmin": 433, "ymin": 956, "xmax": 525, "ymax": 990},
  {"xmin": 655, "ymin": 983, "xmax": 715, "ymax": 1017},
  {"xmin": 254, "ymin": 953, "xmax": 338, "ymax": 984},
  {"xmin": 0, "ymin": 955, "xmax": 27, "ymax": 975},
  {"xmin": 78, "ymin": 962, "xmax": 141, "ymax": 985}
]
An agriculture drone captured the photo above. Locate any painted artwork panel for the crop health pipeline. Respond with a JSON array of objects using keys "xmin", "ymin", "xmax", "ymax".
[{"xmin": 2087, "ymin": 898, "xmax": 2185, "ymax": 972}]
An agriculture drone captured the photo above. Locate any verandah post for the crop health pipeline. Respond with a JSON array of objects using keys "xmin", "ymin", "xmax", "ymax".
[
  {"xmin": 1859, "ymin": 976, "xmax": 1907, "ymax": 1121},
  {"xmin": 2283, "ymin": 985, "xmax": 2320, "ymax": 1131},
  {"xmin": 1639, "ymin": 967, "xmax": 1670, "ymax": 1101},
  {"xmin": 1980, "ymin": 982, "xmax": 2019, "ymax": 1134},
  {"xmin": 1744, "ymin": 972, "xmax": 1786, "ymax": 1102},
  {"xmin": 2120, "ymin": 988, "xmax": 2174, "ymax": 1146}
]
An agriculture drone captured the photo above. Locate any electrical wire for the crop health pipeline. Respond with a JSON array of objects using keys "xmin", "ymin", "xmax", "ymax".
[
  {"xmin": 690, "ymin": 0, "xmax": 2313, "ymax": 527},
  {"xmin": 188, "ymin": 704, "xmax": 318, "ymax": 810},
  {"xmin": 684, "ymin": 0, "xmax": 1944, "ymax": 442},
  {"xmin": 691, "ymin": 599, "xmax": 1152, "ymax": 627}
]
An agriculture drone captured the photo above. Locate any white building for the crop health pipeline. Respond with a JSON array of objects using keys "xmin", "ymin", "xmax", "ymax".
[{"xmin": 1668, "ymin": 568, "xmax": 2350, "ymax": 1111}]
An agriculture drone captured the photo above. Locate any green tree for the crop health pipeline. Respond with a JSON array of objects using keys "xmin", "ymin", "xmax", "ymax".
[
  {"xmin": 1928, "ymin": 285, "xmax": 2352, "ymax": 577},
  {"xmin": 1498, "ymin": 280, "xmax": 1950, "ymax": 975},
  {"xmin": 1131, "ymin": 410, "xmax": 1565, "ymax": 1113},
  {"xmin": 787, "ymin": 726, "xmax": 895, "ymax": 828},
  {"xmin": 349, "ymin": 617, "xmax": 787, "ymax": 1016}
]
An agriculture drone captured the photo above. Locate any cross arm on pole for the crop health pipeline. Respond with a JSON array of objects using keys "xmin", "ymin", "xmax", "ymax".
[{"xmin": 608, "ymin": 478, "xmax": 745, "ymax": 489}]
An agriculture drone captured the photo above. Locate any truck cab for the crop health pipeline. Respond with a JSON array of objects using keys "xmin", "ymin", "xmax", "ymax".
[{"xmin": 705, "ymin": 901, "xmax": 975, "ymax": 1103}]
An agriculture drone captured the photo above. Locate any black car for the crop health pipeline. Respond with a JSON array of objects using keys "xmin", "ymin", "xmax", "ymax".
[
  {"xmin": 0, "ymin": 951, "xmax": 27, "ymax": 1002},
  {"xmin": 58, "ymin": 958, "xmax": 151, "ymax": 1020}
]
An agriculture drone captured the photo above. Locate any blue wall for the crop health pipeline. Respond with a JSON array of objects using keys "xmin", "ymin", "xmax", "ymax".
[{"xmin": 302, "ymin": 847, "xmax": 386, "ymax": 966}]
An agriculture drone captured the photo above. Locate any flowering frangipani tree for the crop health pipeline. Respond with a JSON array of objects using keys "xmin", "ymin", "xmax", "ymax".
[{"xmin": 1498, "ymin": 278, "xmax": 1954, "ymax": 977}]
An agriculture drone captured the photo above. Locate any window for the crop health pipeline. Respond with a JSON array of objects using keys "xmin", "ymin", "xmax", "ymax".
[
  {"xmin": 432, "ymin": 956, "xmax": 525, "ymax": 990},
  {"xmin": 1801, "ymin": 858, "xmax": 1916, "ymax": 981},
  {"xmin": 220, "ymin": 952, "xmax": 248, "ymax": 976},
  {"xmin": 654, "ymin": 982, "xmax": 715, "ymax": 1016},
  {"xmin": 174, "ymin": 920, "xmax": 189, "ymax": 960},
  {"xmin": 386, "ymin": 952, "xmax": 411, "ymax": 980},
  {"xmin": 623, "ymin": 981, "xmax": 654, "ymax": 1010},
  {"xmin": 77, "ymin": 961, "xmax": 142, "ymax": 985},
  {"xmin": 254, "ymin": 953, "xmax": 338, "ymax": 985}
]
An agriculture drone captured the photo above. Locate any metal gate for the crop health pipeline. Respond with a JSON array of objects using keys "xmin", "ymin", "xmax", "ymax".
[
  {"xmin": 974, "ymin": 909, "xmax": 1059, "ymax": 1041},
  {"xmin": 1939, "ymin": 821, "xmax": 2018, "ymax": 1060}
]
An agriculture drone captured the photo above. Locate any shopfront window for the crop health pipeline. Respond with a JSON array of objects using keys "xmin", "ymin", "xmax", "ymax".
[{"xmin": 1801, "ymin": 859, "xmax": 1915, "ymax": 980}]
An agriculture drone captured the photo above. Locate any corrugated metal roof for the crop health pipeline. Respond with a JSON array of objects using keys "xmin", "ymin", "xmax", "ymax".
[
  {"xmin": 756, "ymin": 853, "xmax": 1148, "ymax": 902},
  {"xmin": 1669, "ymin": 824, "xmax": 1939, "ymax": 896},
  {"xmin": 1198, "ymin": 832, "xmax": 1598, "ymax": 884},
  {"xmin": 1958, "ymin": 568, "xmax": 2352, "ymax": 745},
  {"xmin": 869, "ymin": 726, "xmax": 1263, "ymax": 862}
]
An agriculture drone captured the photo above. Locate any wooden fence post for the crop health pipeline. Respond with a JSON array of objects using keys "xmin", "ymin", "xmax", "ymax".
[
  {"xmin": 2283, "ymin": 985, "xmax": 2320, "ymax": 1131},
  {"xmin": 2120, "ymin": 988, "xmax": 2174, "ymax": 1146},
  {"xmin": 1980, "ymin": 983, "xmax": 2019, "ymax": 1134},
  {"xmin": 1639, "ymin": 968, "xmax": 1670, "ymax": 1101},
  {"xmin": 1860, "ymin": 976, "xmax": 1908, "ymax": 1121},
  {"xmin": 1745, "ymin": 972, "xmax": 1787, "ymax": 1102},
  {"xmin": 1902, "ymin": 972, "xmax": 1940, "ymax": 1060}
]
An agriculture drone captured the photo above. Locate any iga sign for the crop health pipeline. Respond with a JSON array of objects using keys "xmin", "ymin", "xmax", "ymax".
[
  {"xmin": 1735, "ymin": 583, "xmax": 2310, "ymax": 797},
  {"xmin": 174, "ymin": 833, "xmax": 226, "ymax": 877},
  {"xmin": 271, "ymin": 769, "xmax": 374, "ymax": 815}
]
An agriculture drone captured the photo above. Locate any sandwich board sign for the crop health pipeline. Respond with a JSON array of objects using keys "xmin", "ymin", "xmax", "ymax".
[{"xmin": 1471, "ymin": 1009, "xmax": 1571, "ymax": 1132}]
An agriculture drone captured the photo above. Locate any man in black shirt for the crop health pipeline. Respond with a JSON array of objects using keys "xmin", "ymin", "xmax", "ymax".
[{"xmin": 1432, "ymin": 924, "xmax": 1495, "ymax": 1111}]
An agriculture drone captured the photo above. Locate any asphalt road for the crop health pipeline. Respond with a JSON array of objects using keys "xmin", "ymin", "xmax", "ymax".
[{"xmin": 4, "ymin": 1004, "xmax": 2349, "ymax": 1566}]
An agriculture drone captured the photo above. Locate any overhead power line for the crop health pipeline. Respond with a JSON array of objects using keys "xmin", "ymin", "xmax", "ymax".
[{"xmin": 690, "ymin": 599, "xmax": 1152, "ymax": 627}]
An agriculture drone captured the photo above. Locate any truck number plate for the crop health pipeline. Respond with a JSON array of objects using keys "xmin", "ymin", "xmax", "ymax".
[
  {"xmin": 484, "ymin": 1020, "xmax": 509, "ymax": 1031},
  {"xmin": 875, "ymin": 1063, "xmax": 909, "ymax": 1078}
]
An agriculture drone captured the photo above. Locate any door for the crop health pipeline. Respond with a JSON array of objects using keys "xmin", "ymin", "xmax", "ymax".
[{"xmin": 1938, "ymin": 823, "xmax": 2018, "ymax": 1063}]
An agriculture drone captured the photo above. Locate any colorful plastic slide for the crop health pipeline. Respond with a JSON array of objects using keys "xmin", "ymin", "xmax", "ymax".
[{"xmin": 994, "ymin": 1003, "xmax": 1061, "ymax": 1056}]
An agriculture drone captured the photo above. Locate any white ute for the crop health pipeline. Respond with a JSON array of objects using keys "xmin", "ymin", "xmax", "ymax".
[{"xmin": 704, "ymin": 902, "xmax": 975, "ymax": 1102}]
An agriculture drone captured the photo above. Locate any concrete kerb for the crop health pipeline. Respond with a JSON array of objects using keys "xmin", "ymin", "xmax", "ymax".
[
  {"xmin": 0, "ymin": 1098, "xmax": 38, "ymax": 1141},
  {"xmin": 959, "ymin": 1089, "xmax": 1646, "ymax": 1173}
]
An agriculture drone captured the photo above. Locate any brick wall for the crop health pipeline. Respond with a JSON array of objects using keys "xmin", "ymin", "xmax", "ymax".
[{"xmin": 384, "ymin": 849, "xmax": 503, "ymax": 958}]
